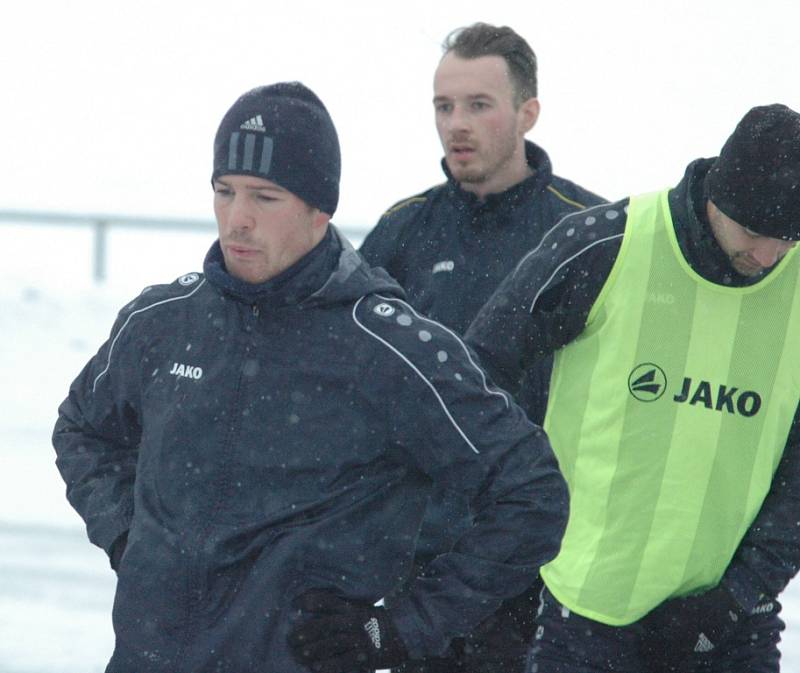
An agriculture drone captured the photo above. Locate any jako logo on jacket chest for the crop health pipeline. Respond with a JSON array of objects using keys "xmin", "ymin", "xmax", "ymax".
[
  {"xmin": 169, "ymin": 362, "xmax": 204, "ymax": 380},
  {"xmin": 432, "ymin": 260, "xmax": 455, "ymax": 274}
]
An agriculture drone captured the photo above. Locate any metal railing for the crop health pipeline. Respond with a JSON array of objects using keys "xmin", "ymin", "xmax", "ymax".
[{"xmin": 0, "ymin": 209, "xmax": 368, "ymax": 282}]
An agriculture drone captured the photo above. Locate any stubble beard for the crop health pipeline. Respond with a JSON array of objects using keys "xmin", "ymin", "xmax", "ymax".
[
  {"xmin": 730, "ymin": 252, "xmax": 768, "ymax": 278},
  {"xmin": 450, "ymin": 162, "xmax": 489, "ymax": 185},
  {"xmin": 450, "ymin": 134, "xmax": 520, "ymax": 189}
]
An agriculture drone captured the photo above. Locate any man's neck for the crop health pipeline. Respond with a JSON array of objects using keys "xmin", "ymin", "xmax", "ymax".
[{"xmin": 461, "ymin": 161, "xmax": 534, "ymax": 201}]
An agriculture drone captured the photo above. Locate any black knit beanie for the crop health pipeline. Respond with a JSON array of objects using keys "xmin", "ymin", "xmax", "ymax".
[
  {"xmin": 706, "ymin": 103, "xmax": 800, "ymax": 240},
  {"xmin": 212, "ymin": 82, "xmax": 341, "ymax": 215}
]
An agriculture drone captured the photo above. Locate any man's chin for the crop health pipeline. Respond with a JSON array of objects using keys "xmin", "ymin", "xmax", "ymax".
[
  {"xmin": 732, "ymin": 259, "xmax": 766, "ymax": 277},
  {"xmin": 447, "ymin": 164, "xmax": 486, "ymax": 185}
]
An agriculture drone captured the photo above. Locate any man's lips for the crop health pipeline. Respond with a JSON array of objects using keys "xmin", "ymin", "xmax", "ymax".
[
  {"xmin": 226, "ymin": 244, "xmax": 258, "ymax": 257},
  {"xmin": 449, "ymin": 145, "xmax": 476, "ymax": 160}
]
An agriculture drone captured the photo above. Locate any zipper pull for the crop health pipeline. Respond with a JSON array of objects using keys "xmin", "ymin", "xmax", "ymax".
[{"xmin": 252, "ymin": 305, "xmax": 260, "ymax": 317}]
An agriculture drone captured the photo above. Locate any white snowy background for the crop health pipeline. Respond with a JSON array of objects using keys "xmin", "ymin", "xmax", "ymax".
[{"xmin": 4, "ymin": 0, "xmax": 800, "ymax": 670}]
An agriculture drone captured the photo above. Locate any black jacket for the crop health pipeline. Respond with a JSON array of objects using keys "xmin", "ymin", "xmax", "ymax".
[
  {"xmin": 53, "ymin": 226, "xmax": 568, "ymax": 672},
  {"xmin": 360, "ymin": 141, "xmax": 606, "ymax": 336},
  {"xmin": 466, "ymin": 158, "xmax": 800, "ymax": 616}
]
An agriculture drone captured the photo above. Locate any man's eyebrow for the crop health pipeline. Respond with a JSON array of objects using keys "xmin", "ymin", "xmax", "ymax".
[
  {"xmin": 245, "ymin": 184, "xmax": 285, "ymax": 193},
  {"xmin": 213, "ymin": 178, "xmax": 286, "ymax": 194},
  {"xmin": 433, "ymin": 93, "xmax": 494, "ymax": 102}
]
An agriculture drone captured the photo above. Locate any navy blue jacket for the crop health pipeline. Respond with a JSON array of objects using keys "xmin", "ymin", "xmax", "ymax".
[
  {"xmin": 466, "ymin": 159, "xmax": 800, "ymax": 617},
  {"xmin": 53, "ymin": 227, "xmax": 568, "ymax": 672},
  {"xmin": 360, "ymin": 141, "xmax": 606, "ymax": 337}
]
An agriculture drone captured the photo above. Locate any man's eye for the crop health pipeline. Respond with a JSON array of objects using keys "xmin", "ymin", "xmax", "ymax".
[{"xmin": 435, "ymin": 103, "xmax": 452, "ymax": 113}]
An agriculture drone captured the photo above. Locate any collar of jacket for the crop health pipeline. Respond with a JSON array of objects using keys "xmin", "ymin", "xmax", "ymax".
[
  {"xmin": 440, "ymin": 140, "xmax": 553, "ymax": 214},
  {"xmin": 669, "ymin": 158, "xmax": 777, "ymax": 288},
  {"xmin": 203, "ymin": 225, "xmax": 342, "ymax": 307}
]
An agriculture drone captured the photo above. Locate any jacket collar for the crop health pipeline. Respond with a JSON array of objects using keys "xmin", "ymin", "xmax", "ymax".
[
  {"xmin": 203, "ymin": 226, "xmax": 341, "ymax": 307},
  {"xmin": 441, "ymin": 140, "xmax": 553, "ymax": 213},
  {"xmin": 203, "ymin": 225, "xmax": 404, "ymax": 308}
]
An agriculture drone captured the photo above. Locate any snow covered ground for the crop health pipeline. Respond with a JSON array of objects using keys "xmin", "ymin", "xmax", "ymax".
[{"xmin": 3, "ymin": 223, "xmax": 800, "ymax": 671}]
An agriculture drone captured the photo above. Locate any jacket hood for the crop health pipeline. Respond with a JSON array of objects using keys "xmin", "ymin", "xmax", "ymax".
[
  {"xmin": 310, "ymin": 226, "xmax": 404, "ymax": 305},
  {"xmin": 204, "ymin": 225, "xmax": 403, "ymax": 307}
]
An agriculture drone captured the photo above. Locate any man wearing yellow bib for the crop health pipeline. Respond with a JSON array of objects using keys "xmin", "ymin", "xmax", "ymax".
[{"xmin": 466, "ymin": 104, "xmax": 800, "ymax": 672}]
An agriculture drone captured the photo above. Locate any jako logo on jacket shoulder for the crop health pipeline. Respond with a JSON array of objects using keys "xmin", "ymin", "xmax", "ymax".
[{"xmin": 169, "ymin": 362, "xmax": 203, "ymax": 380}]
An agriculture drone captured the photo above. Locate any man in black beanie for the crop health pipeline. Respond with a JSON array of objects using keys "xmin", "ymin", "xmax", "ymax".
[
  {"xmin": 51, "ymin": 81, "xmax": 569, "ymax": 673},
  {"xmin": 465, "ymin": 103, "xmax": 800, "ymax": 672}
]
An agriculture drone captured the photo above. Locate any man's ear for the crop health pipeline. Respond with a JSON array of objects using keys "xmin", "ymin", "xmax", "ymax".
[
  {"xmin": 519, "ymin": 98, "xmax": 541, "ymax": 134},
  {"xmin": 313, "ymin": 210, "xmax": 332, "ymax": 230}
]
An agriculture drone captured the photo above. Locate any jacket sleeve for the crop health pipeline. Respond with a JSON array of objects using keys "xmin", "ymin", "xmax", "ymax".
[
  {"xmin": 359, "ymin": 215, "xmax": 398, "ymax": 272},
  {"xmin": 722, "ymin": 411, "xmax": 800, "ymax": 611},
  {"xmin": 354, "ymin": 294, "xmax": 568, "ymax": 658},
  {"xmin": 465, "ymin": 201, "xmax": 628, "ymax": 398},
  {"xmin": 359, "ymin": 196, "xmax": 427, "ymax": 287},
  {"xmin": 52, "ymin": 300, "xmax": 143, "ymax": 559}
]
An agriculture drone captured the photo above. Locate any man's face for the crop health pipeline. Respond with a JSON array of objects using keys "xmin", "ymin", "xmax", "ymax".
[
  {"xmin": 213, "ymin": 175, "xmax": 330, "ymax": 284},
  {"xmin": 433, "ymin": 52, "xmax": 539, "ymax": 197},
  {"xmin": 707, "ymin": 201, "xmax": 796, "ymax": 277}
]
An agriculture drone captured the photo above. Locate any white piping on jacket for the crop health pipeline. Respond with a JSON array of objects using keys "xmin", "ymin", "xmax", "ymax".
[
  {"xmin": 510, "ymin": 202, "xmax": 613, "ymax": 281},
  {"xmin": 92, "ymin": 279, "xmax": 207, "ymax": 392},
  {"xmin": 375, "ymin": 294, "xmax": 509, "ymax": 408},
  {"xmin": 351, "ymin": 296, "xmax": 480, "ymax": 454},
  {"xmin": 526, "ymin": 234, "xmax": 624, "ymax": 313}
]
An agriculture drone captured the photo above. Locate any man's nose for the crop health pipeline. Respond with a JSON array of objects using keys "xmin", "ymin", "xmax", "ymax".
[
  {"xmin": 752, "ymin": 239, "xmax": 789, "ymax": 267},
  {"xmin": 228, "ymin": 195, "xmax": 254, "ymax": 231},
  {"xmin": 447, "ymin": 104, "xmax": 470, "ymax": 133}
]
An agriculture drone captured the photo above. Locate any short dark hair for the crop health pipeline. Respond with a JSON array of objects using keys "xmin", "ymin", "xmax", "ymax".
[{"xmin": 442, "ymin": 22, "xmax": 538, "ymax": 104}]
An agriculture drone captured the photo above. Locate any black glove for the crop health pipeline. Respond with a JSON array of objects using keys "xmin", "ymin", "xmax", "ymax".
[
  {"xmin": 288, "ymin": 589, "xmax": 408, "ymax": 673},
  {"xmin": 638, "ymin": 586, "xmax": 744, "ymax": 669}
]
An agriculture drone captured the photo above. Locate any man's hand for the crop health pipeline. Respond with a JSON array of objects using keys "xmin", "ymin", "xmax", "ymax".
[{"xmin": 288, "ymin": 589, "xmax": 408, "ymax": 673}]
